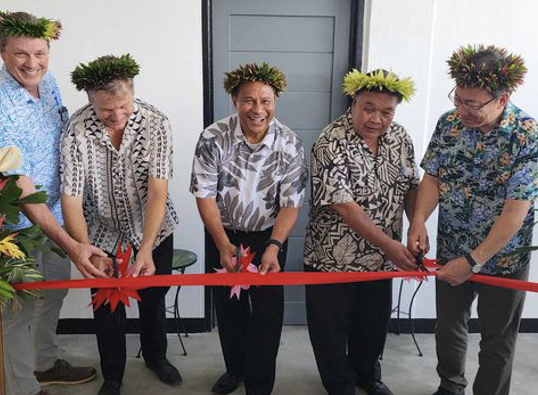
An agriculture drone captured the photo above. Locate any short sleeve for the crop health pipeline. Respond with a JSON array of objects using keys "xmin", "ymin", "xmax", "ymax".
[
  {"xmin": 311, "ymin": 137, "xmax": 354, "ymax": 207},
  {"xmin": 420, "ymin": 118, "xmax": 444, "ymax": 177},
  {"xmin": 404, "ymin": 132, "xmax": 420, "ymax": 189},
  {"xmin": 60, "ymin": 122, "xmax": 85, "ymax": 196},
  {"xmin": 189, "ymin": 131, "xmax": 221, "ymax": 199},
  {"xmin": 150, "ymin": 116, "xmax": 173, "ymax": 179},
  {"xmin": 506, "ymin": 119, "xmax": 538, "ymax": 201},
  {"xmin": 279, "ymin": 138, "xmax": 308, "ymax": 208}
]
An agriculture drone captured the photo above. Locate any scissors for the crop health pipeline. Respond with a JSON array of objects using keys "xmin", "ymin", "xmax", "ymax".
[
  {"xmin": 235, "ymin": 245, "xmax": 242, "ymax": 272},
  {"xmin": 111, "ymin": 256, "xmax": 120, "ymax": 278},
  {"xmin": 416, "ymin": 250, "xmax": 429, "ymax": 272}
]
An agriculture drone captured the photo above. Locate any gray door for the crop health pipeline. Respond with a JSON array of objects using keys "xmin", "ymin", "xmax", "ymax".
[{"xmin": 212, "ymin": 0, "xmax": 355, "ymax": 324}]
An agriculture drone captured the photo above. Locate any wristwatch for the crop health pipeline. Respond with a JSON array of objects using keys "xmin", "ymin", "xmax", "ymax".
[
  {"xmin": 464, "ymin": 252, "xmax": 484, "ymax": 274},
  {"xmin": 265, "ymin": 238, "xmax": 283, "ymax": 251}
]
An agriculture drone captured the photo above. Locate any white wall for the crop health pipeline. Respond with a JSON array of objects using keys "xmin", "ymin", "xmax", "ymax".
[
  {"xmin": 4, "ymin": 0, "xmax": 538, "ymax": 322},
  {"xmin": 365, "ymin": 0, "xmax": 538, "ymax": 318},
  {"xmin": 1, "ymin": 0, "xmax": 206, "ymax": 318}
]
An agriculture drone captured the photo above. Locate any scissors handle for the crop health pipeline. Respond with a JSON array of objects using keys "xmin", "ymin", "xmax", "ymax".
[{"xmin": 416, "ymin": 250, "xmax": 428, "ymax": 272}]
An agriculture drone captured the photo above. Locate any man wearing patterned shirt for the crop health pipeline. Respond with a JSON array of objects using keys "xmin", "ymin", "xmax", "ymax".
[
  {"xmin": 60, "ymin": 54, "xmax": 181, "ymax": 395},
  {"xmin": 408, "ymin": 46, "xmax": 537, "ymax": 395},
  {"xmin": 191, "ymin": 63, "xmax": 307, "ymax": 395},
  {"xmin": 0, "ymin": 11, "xmax": 107, "ymax": 395},
  {"xmin": 304, "ymin": 69, "xmax": 419, "ymax": 395}
]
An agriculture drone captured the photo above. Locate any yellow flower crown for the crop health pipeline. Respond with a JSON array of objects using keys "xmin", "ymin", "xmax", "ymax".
[{"xmin": 343, "ymin": 69, "xmax": 415, "ymax": 102}]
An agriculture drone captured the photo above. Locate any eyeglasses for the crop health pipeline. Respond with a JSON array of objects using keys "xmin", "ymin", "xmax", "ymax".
[{"xmin": 447, "ymin": 87, "xmax": 497, "ymax": 112}]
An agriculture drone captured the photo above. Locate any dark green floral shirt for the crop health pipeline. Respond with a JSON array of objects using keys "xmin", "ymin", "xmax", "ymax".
[{"xmin": 422, "ymin": 103, "xmax": 538, "ymax": 275}]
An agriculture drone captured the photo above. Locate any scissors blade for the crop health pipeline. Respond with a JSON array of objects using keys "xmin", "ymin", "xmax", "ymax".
[{"xmin": 111, "ymin": 256, "xmax": 119, "ymax": 278}]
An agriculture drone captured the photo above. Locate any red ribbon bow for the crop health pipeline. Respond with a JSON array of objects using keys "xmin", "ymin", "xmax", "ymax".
[
  {"xmin": 215, "ymin": 245, "xmax": 257, "ymax": 299},
  {"xmin": 90, "ymin": 244, "xmax": 142, "ymax": 312}
]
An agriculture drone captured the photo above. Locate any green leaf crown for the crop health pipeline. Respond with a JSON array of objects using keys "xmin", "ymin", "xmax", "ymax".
[
  {"xmin": 448, "ymin": 44, "xmax": 527, "ymax": 93},
  {"xmin": 0, "ymin": 11, "xmax": 61, "ymax": 41},
  {"xmin": 224, "ymin": 62, "xmax": 287, "ymax": 97},
  {"xmin": 71, "ymin": 54, "xmax": 140, "ymax": 92},
  {"xmin": 343, "ymin": 69, "xmax": 415, "ymax": 102}
]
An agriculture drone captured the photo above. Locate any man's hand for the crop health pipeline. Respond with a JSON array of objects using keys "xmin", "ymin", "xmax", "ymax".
[
  {"xmin": 437, "ymin": 257, "xmax": 472, "ymax": 286},
  {"xmin": 89, "ymin": 255, "xmax": 114, "ymax": 278},
  {"xmin": 68, "ymin": 242, "xmax": 108, "ymax": 278},
  {"xmin": 383, "ymin": 239, "xmax": 417, "ymax": 271},
  {"xmin": 130, "ymin": 247, "xmax": 156, "ymax": 277},
  {"xmin": 407, "ymin": 221, "xmax": 430, "ymax": 255},
  {"xmin": 259, "ymin": 244, "xmax": 281, "ymax": 275},
  {"xmin": 218, "ymin": 241, "xmax": 237, "ymax": 273}
]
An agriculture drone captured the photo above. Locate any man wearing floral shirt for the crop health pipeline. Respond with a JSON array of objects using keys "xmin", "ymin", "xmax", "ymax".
[
  {"xmin": 191, "ymin": 63, "xmax": 307, "ymax": 395},
  {"xmin": 0, "ymin": 11, "xmax": 105, "ymax": 395},
  {"xmin": 408, "ymin": 45, "xmax": 538, "ymax": 395},
  {"xmin": 304, "ymin": 69, "xmax": 419, "ymax": 395}
]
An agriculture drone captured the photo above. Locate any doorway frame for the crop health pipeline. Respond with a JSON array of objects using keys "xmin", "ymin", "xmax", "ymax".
[{"xmin": 200, "ymin": 0, "xmax": 366, "ymax": 330}]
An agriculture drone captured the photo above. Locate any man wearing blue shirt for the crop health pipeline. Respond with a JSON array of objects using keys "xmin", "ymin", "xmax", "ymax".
[{"xmin": 0, "ymin": 11, "xmax": 107, "ymax": 395}]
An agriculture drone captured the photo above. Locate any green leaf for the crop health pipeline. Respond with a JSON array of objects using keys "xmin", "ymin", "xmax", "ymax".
[
  {"xmin": 51, "ymin": 246, "xmax": 68, "ymax": 258},
  {"xmin": 16, "ymin": 225, "xmax": 43, "ymax": 237},
  {"xmin": 18, "ymin": 191, "xmax": 47, "ymax": 204},
  {"xmin": 0, "ymin": 177, "xmax": 24, "ymax": 223}
]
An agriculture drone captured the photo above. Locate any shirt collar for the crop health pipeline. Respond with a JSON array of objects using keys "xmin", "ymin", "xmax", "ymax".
[
  {"xmin": 493, "ymin": 102, "xmax": 517, "ymax": 137},
  {"xmin": 0, "ymin": 65, "xmax": 44, "ymax": 105},
  {"xmin": 232, "ymin": 114, "xmax": 276, "ymax": 150}
]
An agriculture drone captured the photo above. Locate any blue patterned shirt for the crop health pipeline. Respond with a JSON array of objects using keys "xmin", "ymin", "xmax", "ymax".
[
  {"xmin": 0, "ymin": 66, "xmax": 67, "ymax": 229},
  {"xmin": 422, "ymin": 103, "xmax": 538, "ymax": 275}
]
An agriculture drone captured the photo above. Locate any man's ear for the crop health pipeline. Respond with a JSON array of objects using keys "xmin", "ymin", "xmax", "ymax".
[
  {"xmin": 351, "ymin": 94, "xmax": 358, "ymax": 109},
  {"xmin": 498, "ymin": 91, "xmax": 510, "ymax": 107}
]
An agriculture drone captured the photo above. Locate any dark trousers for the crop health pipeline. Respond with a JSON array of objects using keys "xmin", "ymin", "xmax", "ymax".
[
  {"xmin": 435, "ymin": 265, "xmax": 529, "ymax": 395},
  {"xmin": 93, "ymin": 234, "xmax": 173, "ymax": 383},
  {"xmin": 206, "ymin": 227, "xmax": 287, "ymax": 395},
  {"xmin": 305, "ymin": 265, "xmax": 393, "ymax": 395}
]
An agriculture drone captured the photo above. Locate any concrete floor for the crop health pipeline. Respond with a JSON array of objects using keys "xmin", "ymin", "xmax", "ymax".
[{"xmin": 46, "ymin": 327, "xmax": 537, "ymax": 395}]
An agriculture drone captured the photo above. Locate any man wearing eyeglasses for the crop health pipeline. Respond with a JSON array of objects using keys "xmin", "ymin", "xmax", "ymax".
[{"xmin": 408, "ymin": 45, "xmax": 537, "ymax": 395}]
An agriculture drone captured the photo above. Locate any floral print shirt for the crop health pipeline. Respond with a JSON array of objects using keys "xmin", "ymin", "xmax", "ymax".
[
  {"xmin": 0, "ymin": 66, "xmax": 68, "ymax": 229},
  {"xmin": 304, "ymin": 109, "xmax": 419, "ymax": 272},
  {"xmin": 422, "ymin": 103, "xmax": 538, "ymax": 275},
  {"xmin": 190, "ymin": 114, "xmax": 307, "ymax": 231}
]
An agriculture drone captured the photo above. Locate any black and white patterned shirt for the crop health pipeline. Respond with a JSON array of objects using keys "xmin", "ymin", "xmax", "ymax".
[
  {"xmin": 190, "ymin": 114, "xmax": 307, "ymax": 231},
  {"xmin": 304, "ymin": 109, "xmax": 419, "ymax": 272},
  {"xmin": 61, "ymin": 99, "xmax": 179, "ymax": 253}
]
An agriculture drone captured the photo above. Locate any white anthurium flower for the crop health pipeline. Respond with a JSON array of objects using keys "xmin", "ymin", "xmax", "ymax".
[{"xmin": 0, "ymin": 147, "xmax": 22, "ymax": 172}]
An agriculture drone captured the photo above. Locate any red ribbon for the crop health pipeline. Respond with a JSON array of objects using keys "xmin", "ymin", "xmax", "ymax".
[
  {"xmin": 12, "ymin": 267, "xmax": 538, "ymax": 292},
  {"xmin": 10, "ymin": 256, "xmax": 538, "ymax": 313}
]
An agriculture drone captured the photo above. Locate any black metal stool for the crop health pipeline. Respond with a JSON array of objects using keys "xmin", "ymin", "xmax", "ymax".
[
  {"xmin": 392, "ymin": 279, "xmax": 424, "ymax": 356},
  {"xmin": 168, "ymin": 249, "xmax": 197, "ymax": 355},
  {"xmin": 136, "ymin": 249, "xmax": 197, "ymax": 358}
]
